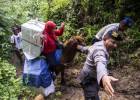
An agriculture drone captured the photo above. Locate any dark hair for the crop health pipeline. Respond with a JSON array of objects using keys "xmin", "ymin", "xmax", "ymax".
[
  {"xmin": 11, "ymin": 25, "xmax": 21, "ymax": 33},
  {"xmin": 103, "ymin": 33, "xmax": 112, "ymax": 41},
  {"xmin": 120, "ymin": 17, "xmax": 133, "ymax": 27}
]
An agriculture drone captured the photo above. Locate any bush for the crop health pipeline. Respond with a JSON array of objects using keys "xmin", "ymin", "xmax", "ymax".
[
  {"xmin": 0, "ymin": 59, "xmax": 37, "ymax": 99},
  {"xmin": 0, "ymin": 59, "xmax": 20, "ymax": 99}
]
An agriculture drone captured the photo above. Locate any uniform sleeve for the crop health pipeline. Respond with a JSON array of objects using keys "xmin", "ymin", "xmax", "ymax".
[
  {"xmin": 77, "ymin": 45, "xmax": 89, "ymax": 54},
  {"xmin": 55, "ymin": 26, "xmax": 64, "ymax": 36},
  {"xmin": 95, "ymin": 27, "xmax": 106, "ymax": 40},
  {"xmin": 102, "ymin": 26, "xmax": 117, "ymax": 39},
  {"xmin": 93, "ymin": 50, "xmax": 108, "ymax": 85}
]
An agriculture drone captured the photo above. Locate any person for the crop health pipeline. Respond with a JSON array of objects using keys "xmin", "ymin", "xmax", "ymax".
[
  {"xmin": 42, "ymin": 21, "xmax": 65, "ymax": 73},
  {"xmin": 92, "ymin": 17, "xmax": 133, "ymax": 44},
  {"xmin": 10, "ymin": 25, "xmax": 23, "ymax": 66},
  {"xmin": 22, "ymin": 21, "xmax": 65, "ymax": 100},
  {"xmin": 78, "ymin": 30, "xmax": 122, "ymax": 100}
]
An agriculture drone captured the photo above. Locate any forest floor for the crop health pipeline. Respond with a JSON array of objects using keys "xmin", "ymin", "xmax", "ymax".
[
  {"xmin": 11, "ymin": 50, "xmax": 140, "ymax": 100},
  {"xmin": 50, "ymin": 62, "xmax": 140, "ymax": 100}
]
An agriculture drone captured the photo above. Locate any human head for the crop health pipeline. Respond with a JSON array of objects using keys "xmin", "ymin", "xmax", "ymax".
[
  {"xmin": 12, "ymin": 25, "xmax": 21, "ymax": 35},
  {"xmin": 44, "ymin": 21, "xmax": 56, "ymax": 34},
  {"xmin": 119, "ymin": 17, "xmax": 133, "ymax": 32},
  {"xmin": 103, "ymin": 30, "xmax": 122, "ymax": 50}
]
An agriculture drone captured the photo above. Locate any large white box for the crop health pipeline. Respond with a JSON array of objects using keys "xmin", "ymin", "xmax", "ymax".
[{"xmin": 21, "ymin": 20, "xmax": 45, "ymax": 60}]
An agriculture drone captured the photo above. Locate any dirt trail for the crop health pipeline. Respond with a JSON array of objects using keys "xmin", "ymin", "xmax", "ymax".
[
  {"xmin": 52, "ymin": 63, "xmax": 140, "ymax": 100},
  {"xmin": 11, "ymin": 52, "xmax": 140, "ymax": 100}
]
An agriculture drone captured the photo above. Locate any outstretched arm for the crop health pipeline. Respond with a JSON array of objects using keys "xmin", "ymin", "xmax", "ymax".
[
  {"xmin": 77, "ymin": 45, "xmax": 89, "ymax": 54},
  {"xmin": 102, "ymin": 75, "xmax": 118, "ymax": 96},
  {"xmin": 94, "ymin": 50, "xmax": 118, "ymax": 96},
  {"xmin": 55, "ymin": 22, "xmax": 65, "ymax": 36}
]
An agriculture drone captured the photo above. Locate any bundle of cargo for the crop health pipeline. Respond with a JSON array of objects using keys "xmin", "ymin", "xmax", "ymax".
[
  {"xmin": 21, "ymin": 20, "xmax": 45, "ymax": 60},
  {"xmin": 21, "ymin": 20, "xmax": 55, "ymax": 97}
]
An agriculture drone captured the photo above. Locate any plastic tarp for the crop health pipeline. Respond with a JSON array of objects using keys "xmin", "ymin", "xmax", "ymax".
[
  {"xmin": 21, "ymin": 20, "xmax": 45, "ymax": 60},
  {"xmin": 23, "ymin": 58, "xmax": 52, "ymax": 88}
]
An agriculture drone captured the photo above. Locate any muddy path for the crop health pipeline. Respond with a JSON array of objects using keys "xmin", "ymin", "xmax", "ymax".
[
  {"xmin": 11, "ymin": 52, "xmax": 140, "ymax": 100},
  {"xmin": 52, "ymin": 63, "xmax": 140, "ymax": 100}
]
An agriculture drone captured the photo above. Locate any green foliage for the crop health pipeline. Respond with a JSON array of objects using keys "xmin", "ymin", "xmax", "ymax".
[
  {"xmin": 0, "ymin": 0, "xmax": 140, "ymax": 99},
  {"xmin": 59, "ymin": 22, "xmax": 76, "ymax": 41},
  {"xmin": 81, "ymin": 25, "xmax": 99, "ymax": 44},
  {"xmin": 0, "ymin": 33, "xmax": 11, "ymax": 60},
  {"xmin": 0, "ymin": 58, "xmax": 36, "ymax": 99},
  {"xmin": 0, "ymin": 59, "xmax": 19, "ymax": 99},
  {"xmin": 51, "ymin": 0, "xmax": 70, "ymax": 12}
]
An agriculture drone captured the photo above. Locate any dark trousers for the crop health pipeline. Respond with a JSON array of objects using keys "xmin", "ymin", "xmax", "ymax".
[
  {"xmin": 45, "ymin": 51, "xmax": 57, "ymax": 80},
  {"xmin": 81, "ymin": 78, "xmax": 100, "ymax": 100},
  {"xmin": 46, "ymin": 51, "xmax": 57, "ymax": 71},
  {"xmin": 85, "ymin": 97, "xmax": 98, "ymax": 100},
  {"xmin": 14, "ymin": 49, "xmax": 23, "ymax": 66}
]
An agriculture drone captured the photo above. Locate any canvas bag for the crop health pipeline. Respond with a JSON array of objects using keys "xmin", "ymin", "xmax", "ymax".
[{"xmin": 23, "ymin": 57, "xmax": 52, "ymax": 88}]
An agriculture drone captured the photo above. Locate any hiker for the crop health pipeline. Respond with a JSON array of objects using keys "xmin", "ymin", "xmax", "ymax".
[
  {"xmin": 78, "ymin": 30, "xmax": 122, "ymax": 100},
  {"xmin": 92, "ymin": 17, "xmax": 133, "ymax": 44},
  {"xmin": 11, "ymin": 25, "xmax": 23, "ymax": 66},
  {"xmin": 42, "ymin": 21, "xmax": 65, "ymax": 73},
  {"xmin": 21, "ymin": 20, "xmax": 57, "ymax": 99}
]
